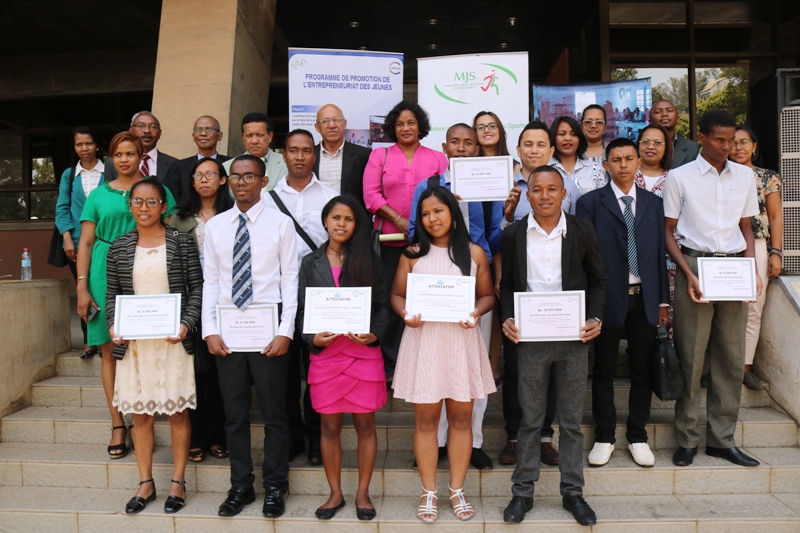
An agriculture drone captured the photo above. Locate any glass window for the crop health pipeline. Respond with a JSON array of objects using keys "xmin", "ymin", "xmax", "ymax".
[
  {"xmin": 0, "ymin": 134, "xmax": 23, "ymax": 187},
  {"xmin": 696, "ymin": 65, "xmax": 750, "ymax": 124},
  {"xmin": 0, "ymin": 192, "xmax": 25, "ymax": 221}
]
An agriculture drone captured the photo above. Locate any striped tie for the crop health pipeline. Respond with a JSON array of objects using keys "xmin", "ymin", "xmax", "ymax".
[
  {"xmin": 232, "ymin": 214, "xmax": 253, "ymax": 310},
  {"xmin": 622, "ymin": 196, "xmax": 639, "ymax": 277}
]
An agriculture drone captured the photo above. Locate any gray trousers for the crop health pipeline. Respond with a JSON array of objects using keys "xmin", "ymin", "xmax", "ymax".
[
  {"xmin": 673, "ymin": 255, "xmax": 747, "ymax": 448},
  {"xmin": 511, "ymin": 341, "xmax": 587, "ymax": 498}
]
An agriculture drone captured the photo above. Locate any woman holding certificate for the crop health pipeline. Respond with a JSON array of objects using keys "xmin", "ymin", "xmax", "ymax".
[
  {"xmin": 391, "ymin": 186, "xmax": 496, "ymax": 522},
  {"xmin": 76, "ymin": 131, "xmax": 177, "ymax": 461},
  {"xmin": 297, "ymin": 194, "xmax": 389, "ymax": 521},
  {"xmin": 473, "ymin": 111, "xmax": 521, "ymax": 175},
  {"xmin": 106, "ymin": 179, "xmax": 202, "ymax": 514}
]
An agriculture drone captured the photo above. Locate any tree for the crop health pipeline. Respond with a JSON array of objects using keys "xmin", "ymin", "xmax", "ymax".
[{"xmin": 611, "ymin": 68, "xmax": 639, "ymax": 81}]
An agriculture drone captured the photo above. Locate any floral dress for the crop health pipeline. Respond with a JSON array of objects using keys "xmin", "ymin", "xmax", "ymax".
[{"xmin": 750, "ymin": 167, "xmax": 782, "ymax": 247}]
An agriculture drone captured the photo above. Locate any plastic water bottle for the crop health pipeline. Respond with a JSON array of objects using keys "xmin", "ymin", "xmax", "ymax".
[{"xmin": 21, "ymin": 248, "xmax": 32, "ymax": 280}]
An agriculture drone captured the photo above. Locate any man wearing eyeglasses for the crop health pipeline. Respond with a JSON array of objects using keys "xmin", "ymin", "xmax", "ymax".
[
  {"xmin": 312, "ymin": 103, "xmax": 371, "ymax": 212},
  {"xmin": 223, "ymin": 112, "xmax": 288, "ymax": 193},
  {"xmin": 163, "ymin": 115, "xmax": 232, "ymax": 205},
  {"xmin": 104, "ymin": 111, "xmax": 177, "ymax": 184}
]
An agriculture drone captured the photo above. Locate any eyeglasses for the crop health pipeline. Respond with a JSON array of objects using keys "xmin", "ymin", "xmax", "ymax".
[
  {"xmin": 131, "ymin": 123, "xmax": 160, "ymax": 131},
  {"xmin": 317, "ymin": 117, "xmax": 345, "ymax": 126},
  {"xmin": 640, "ymin": 139, "xmax": 665, "ymax": 147},
  {"xmin": 582, "ymin": 120, "xmax": 606, "ymax": 127},
  {"xmin": 476, "ymin": 123, "xmax": 498, "ymax": 132},
  {"xmin": 129, "ymin": 197, "xmax": 163, "ymax": 208},
  {"xmin": 192, "ymin": 171, "xmax": 220, "ymax": 181},
  {"xmin": 228, "ymin": 173, "xmax": 261, "ymax": 184},
  {"xmin": 193, "ymin": 127, "xmax": 220, "ymax": 134},
  {"xmin": 733, "ymin": 139, "xmax": 753, "ymax": 147}
]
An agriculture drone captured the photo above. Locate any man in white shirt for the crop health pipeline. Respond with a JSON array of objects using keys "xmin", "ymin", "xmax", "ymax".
[
  {"xmin": 664, "ymin": 110, "xmax": 761, "ymax": 469},
  {"xmin": 264, "ymin": 129, "xmax": 336, "ymax": 466},
  {"xmin": 223, "ymin": 112, "xmax": 288, "ymax": 192},
  {"xmin": 202, "ymin": 155, "xmax": 298, "ymax": 518},
  {"xmin": 104, "ymin": 111, "xmax": 177, "ymax": 182}
]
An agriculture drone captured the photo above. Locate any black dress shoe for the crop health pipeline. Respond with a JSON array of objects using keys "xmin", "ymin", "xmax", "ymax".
[
  {"xmin": 79, "ymin": 346, "xmax": 98, "ymax": 359},
  {"xmin": 263, "ymin": 486, "xmax": 287, "ymax": 517},
  {"xmin": 672, "ymin": 447, "xmax": 698, "ymax": 466},
  {"xmin": 164, "ymin": 479, "xmax": 186, "ymax": 514},
  {"xmin": 356, "ymin": 499, "xmax": 376, "ymax": 520},
  {"xmin": 308, "ymin": 441, "xmax": 322, "ymax": 466},
  {"xmin": 315, "ymin": 498, "xmax": 345, "ymax": 519},
  {"xmin": 562, "ymin": 495, "xmax": 597, "ymax": 526},
  {"xmin": 125, "ymin": 479, "xmax": 156, "ymax": 514},
  {"xmin": 218, "ymin": 486, "xmax": 255, "ymax": 517},
  {"xmin": 706, "ymin": 446, "xmax": 760, "ymax": 467},
  {"xmin": 503, "ymin": 495, "xmax": 533, "ymax": 523},
  {"xmin": 470, "ymin": 447, "xmax": 494, "ymax": 470}
]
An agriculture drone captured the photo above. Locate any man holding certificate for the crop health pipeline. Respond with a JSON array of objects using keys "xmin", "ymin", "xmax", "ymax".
[
  {"xmin": 201, "ymin": 155, "xmax": 299, "ymax": 518},
  {"xmin": 499, "ymin": 165, "xmax": 606, "ymax": 526},
  {"xmin": 576, "ymin": 138, "xmax": 669, "ymax": 468},
  {"xmin": 663, "ymin": 110, "xmax": 762, "ymax": 469}
]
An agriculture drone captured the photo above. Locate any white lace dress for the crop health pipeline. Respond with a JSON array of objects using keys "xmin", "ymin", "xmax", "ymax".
[{"xmin": 113, "ymin": 244, "xmax": 197, "ymax": 415}]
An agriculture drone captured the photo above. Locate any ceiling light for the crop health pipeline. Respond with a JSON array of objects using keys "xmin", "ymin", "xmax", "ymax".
[
  {"xmin": 499, "ymin": 42, "xmax": 509, "ymax": 49},
  {"xmin": 428, "ymin": 19, "xmax": 438, "ymax": 25},
  {"xmin": 359, "ymin": 46, "xmax": 368, "ymax": 51},
  {"xmin": 349, "ymin": 21, "xmax": 360, "ymax": 28},
  {"xmin": 508, "ymin": 17, "xmax": 517, "ymax": 26},
  {"xmin": 429, "ymin": 43, "xmax": 438, "ymax": 50}
]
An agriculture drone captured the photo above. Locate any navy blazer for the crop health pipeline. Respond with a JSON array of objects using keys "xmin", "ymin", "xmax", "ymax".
[
  {"xmin": 162, "ymin": 153, "xmax": 231, "ymax": 206},
  {"xmin": 575, "ymin": 183, "xmax": 668, "ymax": 328}
]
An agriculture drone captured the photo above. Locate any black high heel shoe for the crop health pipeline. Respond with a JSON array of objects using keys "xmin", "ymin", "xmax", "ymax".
[
  {"xmin": 107, "ymin": 426, "xmax": 128, "ymax": 459},
  {"xmin": 164, "ymin": 479, "xmax": 186, "ymax": 514},
  {"xmin": 125, "ymin": 479, "xmax": 156, "ymax": 514}
]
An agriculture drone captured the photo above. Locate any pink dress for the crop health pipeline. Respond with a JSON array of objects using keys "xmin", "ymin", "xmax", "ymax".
[
  {"xmin": 392, "ymin": 246, "xmax": 497, "ymax": 403},
  {"xmin": 307, "ymin": 267, "xmax": 387, "ymax": 414}
]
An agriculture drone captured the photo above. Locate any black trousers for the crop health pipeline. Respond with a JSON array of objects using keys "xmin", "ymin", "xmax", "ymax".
[
  {"xmin": 502, "ymin": 334, "xmax": 557, "ymax": 441},
  {"xmin": 286, "ymin": 332, "xmax": 320, "ymax": 447},
  {"xmin": 216, "ymin": 350, "xmax": 290, "ymax": 491},
  {"xmin": 380, "ymin": 245, "xmax": 406, "ymax": 378},
  {"xmin": 67, "ymin": 261, "xmax": 88, "ymax": 345},
  {"xmin": 189, "ymin": 361, "xmax": 227, "ymax": 450},
  {"xmin": 592, "ymin": 291, "xmax": 656, "ymax": 444}
]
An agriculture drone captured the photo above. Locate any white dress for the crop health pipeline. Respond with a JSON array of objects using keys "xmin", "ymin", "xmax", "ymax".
[{"xmin": 113, "ymin": 244, "xmax": 197, "ymax": 415}]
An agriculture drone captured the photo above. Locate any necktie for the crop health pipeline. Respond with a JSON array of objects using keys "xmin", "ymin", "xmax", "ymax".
[
  {"xmin": 140, "ymin": 153, "xmax": 151, "ymax": 177},
  {"xmin": 622, "ymin": 196, "xmax": 639, "ymax": 277},
  {"xmin": 232, "ymin": 214, "xmax": 253, "ymax": 310}
]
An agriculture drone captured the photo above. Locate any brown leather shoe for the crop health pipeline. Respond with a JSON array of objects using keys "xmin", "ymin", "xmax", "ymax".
[
  {"xmin": 541, "ymin": 442, "xmax": 560, "ymax": 466},
  {"xmin": 499, "ymin": 441, "xmax": 517, "ymax": 465}
]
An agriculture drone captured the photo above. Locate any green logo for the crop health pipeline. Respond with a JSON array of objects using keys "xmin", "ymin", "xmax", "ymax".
[{"xmin": 434, "ymin": 62, "xmax": 518, "ymax": 104}]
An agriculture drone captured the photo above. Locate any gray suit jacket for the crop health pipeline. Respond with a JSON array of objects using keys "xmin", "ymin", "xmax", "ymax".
[
  {"xmin": 671, "ymin": 135, "xmax": 700, "ymax": 169},
  {"xmin": 104, "ymin": 149, "xmax": 178, "ymax": 183}
]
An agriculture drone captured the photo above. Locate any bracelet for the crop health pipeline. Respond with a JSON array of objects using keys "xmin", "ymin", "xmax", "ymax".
[
  {"xmin": 77, "ymin": 276, "xmax": 88, "ymax": 281},
  {"xmin": 770, "ymin": 248, "xmax": 783, "ymax": 257},
  {"xmin": 393, "ymin": 214, "xmax": 401, "ymax": 224}
]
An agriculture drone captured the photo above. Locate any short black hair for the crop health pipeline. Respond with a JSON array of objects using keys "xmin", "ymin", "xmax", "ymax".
[
  {"xmin": 529, "ymin": 164, "xmax": 564, "ymax": 185},
  {"xmin": 605, "ymin": 138, "xmax": 638, "ymax": 159},
  {"xmin": 130, "ymin": 179, "xmax": 167, "ymax": 204},
  {"xmin": 549, "ymin": 116, "xmax": 588, "ymax": 159},
  {"xmin": 72, "ymin": 126, "xmax": 102, "ymax": 160},
  {"xmin": 177, "ymin": 158, "xmax": 233, "ymax": 218},
  {"xmin": 382, "ymin": 101, "xmax": 432, "ymax": 142},
  {"xmin": 284, "ymin": 128, "xmax": 315, "ymax": 149},
  {"xmin": 230, "ymin": 154, "xmax": 266, "ymax": 176},
  {"xmin": 518, "ymin": 120, "xmax": 551, "ymax": 147},
  {"xmin": 445, "ymin": 123, "xmax": 476, "ymax": 140},
  {"xmin": 698, "ymin": 110, "xmax": 736, "ymax": 135},
  {"xmin": 241, "ymin": 112, "xmax": 273, "ymax": 133},
  {"xmin": 582, "ymin": 104, "xmax": 607, "ymax": 121}
]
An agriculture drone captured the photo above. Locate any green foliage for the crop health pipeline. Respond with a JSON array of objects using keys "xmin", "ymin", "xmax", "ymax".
[{"xmin": 611, "ymin": 68, "xmax": 639, "ymax": 81}]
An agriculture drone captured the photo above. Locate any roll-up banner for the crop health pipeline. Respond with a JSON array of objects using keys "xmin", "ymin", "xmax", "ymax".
[
  {"xmin": 288, "ymin": 48, "xmax": 404, "ymax": 149},
  {"xmin": 418, "ymin": 52, "xmax": 529, "ymax": 155}
]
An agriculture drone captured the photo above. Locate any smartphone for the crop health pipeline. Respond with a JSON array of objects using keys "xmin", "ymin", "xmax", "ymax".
[{"xmin": 86, "ymin": 305, "xmax": 99, "ymax": 322}]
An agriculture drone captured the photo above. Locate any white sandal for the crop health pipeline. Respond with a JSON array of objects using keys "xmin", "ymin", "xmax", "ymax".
[
  {"xmin": 418, "ymin": 487, "xmax": 438, "ymax": 523},
  {"xmin": 449, "ymin": 485, "xmax": 474, "ymax": 521}
]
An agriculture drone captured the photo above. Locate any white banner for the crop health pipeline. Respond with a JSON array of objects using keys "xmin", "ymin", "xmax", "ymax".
[
  {"xmin": 418, "ymin": 52, "xmax": 529, "ymax": 156},
  {"xmin": 288, "ymin": 48, "xmax": 404, "ymax": 149}
]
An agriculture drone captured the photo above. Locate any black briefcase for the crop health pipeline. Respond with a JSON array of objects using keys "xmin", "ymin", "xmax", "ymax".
[{"xmin": 651, "ymin": 325, "xmax": 684, "ymax": 401}]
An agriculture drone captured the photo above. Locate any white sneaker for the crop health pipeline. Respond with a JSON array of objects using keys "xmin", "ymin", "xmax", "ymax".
[
  {"xmin": 588, "ymin": 442, "xmax": 614, "ymax": 466},
  {"xmin": 628, "ymin": 443, "xmax": 655, "ymax": 467}
]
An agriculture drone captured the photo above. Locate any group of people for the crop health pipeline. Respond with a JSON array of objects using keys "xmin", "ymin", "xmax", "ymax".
[{"xmin": 52, "ymin": 95, "xmax": 782, "ymax": 526}]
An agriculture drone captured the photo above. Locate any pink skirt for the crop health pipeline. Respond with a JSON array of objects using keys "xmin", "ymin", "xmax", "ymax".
[{"xmin": 308, "ymin": 336, "xmax": 386, "ymax": 414}]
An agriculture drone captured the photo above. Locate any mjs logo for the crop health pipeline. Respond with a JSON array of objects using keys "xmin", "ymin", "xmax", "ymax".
[{"xmin": 435, "ymin": 63, "xmax": 518, "ymax": 104}]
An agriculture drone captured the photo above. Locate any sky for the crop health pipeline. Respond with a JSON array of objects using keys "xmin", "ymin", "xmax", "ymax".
[{"xmin": 636, "ymin": 68, "xmax": 688, "ymax": 87}]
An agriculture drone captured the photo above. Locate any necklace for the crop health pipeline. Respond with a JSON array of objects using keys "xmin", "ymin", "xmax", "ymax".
[
  {"xmin": 586, "ymin": 146, "xmax": 604, "ymax": 158},
  {"xmin": 327, "ymin": 245, "xmax": 345, "ymax": 262}
]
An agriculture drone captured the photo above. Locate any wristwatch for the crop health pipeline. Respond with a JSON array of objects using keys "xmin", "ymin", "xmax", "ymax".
[{"xmin": 589, "ymin": 316, "xmax": 602, "ymax": 326}]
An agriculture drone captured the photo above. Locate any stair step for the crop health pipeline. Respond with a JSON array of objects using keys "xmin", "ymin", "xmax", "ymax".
[{"xmin": 0, "ymin": 486, "xmax": 798, "ymax": 532}]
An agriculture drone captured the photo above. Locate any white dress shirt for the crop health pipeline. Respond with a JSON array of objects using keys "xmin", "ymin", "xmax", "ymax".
[
  {"xmin": 663, "ymin": 156, "xmax": 759, "ymax": 254},
  {"xmin": 609, "ymin": 180, "xmax": 642, "ymax": 284},
  {"xmin": 76, "ymin": 160, "xmax": 104, "ymax": 197},
  {"xmin": 141, "ymin": 147, "xmax": 158, "ymax": 176},
  {"xmin": 318, "ymin": 141, "xmax": 345, "ymax": 192},
  {"xmin": 201, "ymin": 197, "xmax": 299, "ymax": 339},
  {"xmin": 262, "ymin": 174, "xmax": 337, "ymax": 266},
  {"xmin": 526, "ymin": 210, "xmax": 567, "ymax": 292}
]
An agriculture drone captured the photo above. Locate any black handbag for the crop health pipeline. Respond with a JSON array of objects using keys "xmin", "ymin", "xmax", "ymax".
[
  {"xmin": 47, "ymin": 166, "xmax": 76, "ymax": 268},
  {"xmin": 651, "ymin": 324, "xmax": 684, "ymax": 401}
]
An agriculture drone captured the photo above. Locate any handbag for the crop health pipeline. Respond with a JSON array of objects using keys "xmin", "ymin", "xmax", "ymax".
[
  {"xmin": 651, "ymin": 324, "xmax": 684, "ymax": 401},
  {"xmin": 47, "ymin": 166, "xmax": 76, "ymax": 268},
  {"xmin": 370, "ymin": 147, "xmax": 390, "ymax": 257}
]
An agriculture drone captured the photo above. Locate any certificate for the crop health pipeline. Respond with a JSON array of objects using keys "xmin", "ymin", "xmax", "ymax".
[
  {"xmin": 697, "ymin": 257, "xmax": 757, "ymax": 301},
  {"xmin": 514, "ymin": 291, "xmax": 585, "ymax": 342},
  {"xmin": 303, "ymin": 287, "xmax": 372, "ymax": 334},
  {"xmin": 114, "ymin": 294, "xmax": 181, "ymax": 340},
  {"xmin": 450, "ymin": 155, "xmax": 514, "ymax": 202},
  {"xmin": 406, "ymin": 273, "xmax": 475, "ymax": 323},
  {"xmin": 217, "ymin": 304, "xmax": 279, "ymax": 352}
]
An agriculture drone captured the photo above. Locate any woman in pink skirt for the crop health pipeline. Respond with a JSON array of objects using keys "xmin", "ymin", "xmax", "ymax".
[{"xmin": 297, "ymin": 194, "xmax": 389, "ymax": 521}]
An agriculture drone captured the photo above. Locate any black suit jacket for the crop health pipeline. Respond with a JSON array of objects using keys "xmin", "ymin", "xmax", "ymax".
[
  {"xmin": 162, "ymin": 153, "xmax": 232, "ymax": 206},
  {"xmin": 104, "ymin": 149, "xmax": 179, "ymax": 184},
  {"xmin": 499, "ymin": 213, "xmax": 607, "ymax": 325},
  {"xmin": 296, "ymin": 243, "xmax": 389, "ymax": 354},
  {"xmin": 313, "ymin": 141, "xmax": 371, "ymax": 211},
  {"xmin": 671, "ymin": 135, "xmax": 700, "ymax": 169},
  {"xmin": 575, "ymin": 183, "xmax": 668, "ymax": 328}
]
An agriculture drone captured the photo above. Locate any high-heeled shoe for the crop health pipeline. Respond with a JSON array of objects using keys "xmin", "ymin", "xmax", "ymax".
[
  {"xmin": 107, "ymin": 426, "xmax": 128, "ymax": 459},
  {"xmin": 164, "ymin": 479, "xmax": 186, "ymax": 514},
  {"xmin": 125, "ymin": 479, "xmax": 156, "ymax": 514}
]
